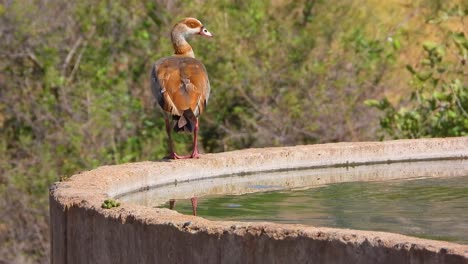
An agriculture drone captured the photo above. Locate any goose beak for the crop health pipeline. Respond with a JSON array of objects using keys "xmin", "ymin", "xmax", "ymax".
[{"xmin": 199, "ymin": 27, "xmax": 213, "ymax": 37}]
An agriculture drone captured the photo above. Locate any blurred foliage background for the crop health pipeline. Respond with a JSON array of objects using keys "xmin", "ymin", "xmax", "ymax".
[{"xmin": 0, "ymin": 0, "xmax": 466, "ymax": 263}]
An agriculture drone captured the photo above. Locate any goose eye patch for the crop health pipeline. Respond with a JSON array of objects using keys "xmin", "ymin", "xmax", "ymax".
[{"xmin": 186, "ymin": 21, "xmax": 201, "ymax": 28}]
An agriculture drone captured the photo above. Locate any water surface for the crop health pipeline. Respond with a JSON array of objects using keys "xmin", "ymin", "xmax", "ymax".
[{"xmin": 166, "ymin": 175, "xmax": 468, "ymax": 244}]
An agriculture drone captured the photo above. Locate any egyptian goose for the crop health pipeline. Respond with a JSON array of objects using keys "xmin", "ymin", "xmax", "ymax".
[{"xmin": 151, "ymin": 18, "xmax": 212, "ymax": 159}]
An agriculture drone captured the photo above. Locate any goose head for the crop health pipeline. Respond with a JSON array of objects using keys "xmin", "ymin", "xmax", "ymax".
[
  {"xmin": 172, "ymin": 17, "xmax": 212, "ymax": 38},
  {"xmin": 171, "ymin": 18, "xmax": 212, "ymax": 57}
]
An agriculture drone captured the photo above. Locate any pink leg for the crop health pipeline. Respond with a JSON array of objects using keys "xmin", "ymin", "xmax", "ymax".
[
  {"xmin": 164, "ymin": 116, "xmax": 186, "ymax": 159},
  {"xmin": 164, "ymin": 116, "xmax": 200, "ymax": 159},
  {"xmin": 190, "ymin": 118, "xmax": 200, "ymax": 159},
  {"xmin": 191, "ymin": 197, "xmax": 198, "ymax": 216}
]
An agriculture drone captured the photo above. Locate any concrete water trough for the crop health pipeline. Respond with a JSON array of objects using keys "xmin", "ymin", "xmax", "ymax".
[{"xmin": 50, "ymin": 137, "xmax": 468, "ymax": 263}]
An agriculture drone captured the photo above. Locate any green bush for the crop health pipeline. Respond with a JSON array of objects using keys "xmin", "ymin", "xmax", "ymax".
[{"xmin": 366, "ymin": 29, "xmax": 468, "ymax": 139}]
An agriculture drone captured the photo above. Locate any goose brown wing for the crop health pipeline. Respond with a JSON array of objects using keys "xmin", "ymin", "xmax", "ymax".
[{"xmin": 152, "ymin": 57, "xmax": 210, "ymax": 117}]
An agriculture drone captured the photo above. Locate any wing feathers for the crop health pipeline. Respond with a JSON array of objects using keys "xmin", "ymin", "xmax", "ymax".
[{"xmin": 153, "ymin": 57, "xmax": 210, "ymax": 118}]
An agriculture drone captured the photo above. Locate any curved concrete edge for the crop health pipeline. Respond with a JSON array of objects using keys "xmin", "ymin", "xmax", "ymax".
[
  {"xmin": 121, "ymin": 159, "xmax": 468, "ymax": 206},
  {"xmin": 50, "ymin": 137, "xmax": 468, "ymax": 263}
]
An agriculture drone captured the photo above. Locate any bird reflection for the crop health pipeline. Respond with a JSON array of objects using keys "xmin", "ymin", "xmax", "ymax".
[{"xmin": 167, "ymin": 197, "xmax": 198, "ymax": 216}]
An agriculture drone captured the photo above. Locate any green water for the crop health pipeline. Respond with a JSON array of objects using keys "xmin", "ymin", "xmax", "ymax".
[{"xmin": 163, "ymin": 176, "xmax": 468, "ymax": 244}]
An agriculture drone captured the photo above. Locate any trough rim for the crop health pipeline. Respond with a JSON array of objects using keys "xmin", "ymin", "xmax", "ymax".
[{"xmin": 50, "ymin": 137, "xmax": 468, "ymax": 260}]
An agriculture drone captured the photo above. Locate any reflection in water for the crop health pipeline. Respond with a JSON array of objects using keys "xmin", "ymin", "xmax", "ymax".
[
  {"xmin": 119, "ymin": 159, "xmax": 468, "ymax": 244},
  {"xmin": 164, "ymin": 176, "xmax": 468, "ymax": 244}
]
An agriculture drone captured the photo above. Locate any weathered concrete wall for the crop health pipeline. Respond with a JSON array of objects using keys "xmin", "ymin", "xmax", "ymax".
[{"xmin": 50, "ymin": 138, "xmax": 468, "ymax": 264}]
